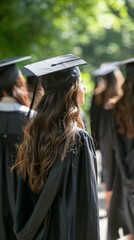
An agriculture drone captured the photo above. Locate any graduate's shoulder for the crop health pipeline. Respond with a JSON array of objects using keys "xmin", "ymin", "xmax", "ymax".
[
  {"xmin": 75, "ymin": 128, "xmax": 96, "ymax": 153},
  {"xmin": 75, "ymin": 127, "xmax": 92, "ymax": 141}
]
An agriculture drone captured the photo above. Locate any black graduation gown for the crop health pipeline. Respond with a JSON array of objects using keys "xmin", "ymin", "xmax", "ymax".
[
  {"xmin": 0, "ymin": 102, "xmax": 33, "ymax": 240},
  {"xmin": 90, "ymin": 95, "xmax": 111, "ymax": 182},
  {"xmin": 99, "ymin": 110, "xmax": 134, "ymax": 239},
  {"xmin": 14, "ymin": 130, "xmax": 100, "ymax": 240},
  {"xmin": 90, "ymin": 95, "xmax": 104, "ymax": 150},
  {"xmin": 98, "ymin": 109, "xmax": 115, "ymax": 185}
]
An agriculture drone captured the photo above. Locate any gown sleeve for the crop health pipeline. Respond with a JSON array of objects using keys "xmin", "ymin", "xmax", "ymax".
[{"xmin": 74, "ymin": 130, "xmax": 100, "ymax": 240}]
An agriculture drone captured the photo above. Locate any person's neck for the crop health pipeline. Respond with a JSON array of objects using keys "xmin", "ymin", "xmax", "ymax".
[{"xmin": 1, "ymin": 96, "xmax": 18, "ymax": 103}]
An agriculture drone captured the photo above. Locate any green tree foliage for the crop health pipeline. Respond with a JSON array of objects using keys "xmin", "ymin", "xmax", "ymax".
[{"xmin": 1, "ymin": 0, "xmax": 133, "ymax": 61}]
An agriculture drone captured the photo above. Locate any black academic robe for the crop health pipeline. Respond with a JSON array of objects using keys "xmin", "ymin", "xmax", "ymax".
[
  {"xmin": 0, "ymin": 102, "xmax": 34, "ymax": 240},
  {"xmin": 98, "ymin": 109, "xmax": 115, "ymax": 185},
  {"xmin": 90, "ymin": 95, "xmax": 101, "ymax": 150},
  {"xmin": 99, "ymin": 110, "xmax": 134, "ymax": 240},
  {"xmin": 14, "ymin": 130, "xmax": 100, "ymax": 240},
  {"xmin": 90, "ymin": 95, "xmax": 110, "ymax": 182}
]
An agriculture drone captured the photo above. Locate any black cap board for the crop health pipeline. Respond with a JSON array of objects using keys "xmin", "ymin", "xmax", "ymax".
[
  {"xmin": 93, "ymin": 64, "xmax": 118, "ymax": 77},
  {"xmin": 117, "ymin": 58, "xmax": 134, "ymax": 66},
  {"xmin": 0, "ymin": 56, "xmax": 31, "ymax": 89},
  {"xmin": 0, "ymin": 56, "xmax": 31, "ymax": 68},
  {"xmin": 24, "ymin": 54, "xmax": 86, "ymax": 77}
]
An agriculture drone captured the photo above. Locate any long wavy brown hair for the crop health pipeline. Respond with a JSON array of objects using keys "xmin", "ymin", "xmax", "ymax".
[
  {"xmin": 15, "ymin": 79, "xmax": 84, "ymax": 193},
  {"xmin": 114, "ymin": 63, "xmax": 134, "ymax": 138},
  {"xmin": 0, "ymin": 74, "xmax": 30, "ymax": 107}
]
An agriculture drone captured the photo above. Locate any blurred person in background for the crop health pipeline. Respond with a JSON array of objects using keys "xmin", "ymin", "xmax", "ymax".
[
  {"xmin": 104, "ymin": 58, "xmax": 134, "ymax": 239},
  {"xmin": 89, "ymin": 64, "xmax": 124, "ymax": 193},
  {"xmin": 90, "ymin": 63, "xmax": 124, "ymax": 150},
  {"xmin": 22, "ymin": 68, "xmax": 43, "ymax": 107},
  {"xmin": 0, "ymin": 56, "xmax": 32, "ymax": 240}
]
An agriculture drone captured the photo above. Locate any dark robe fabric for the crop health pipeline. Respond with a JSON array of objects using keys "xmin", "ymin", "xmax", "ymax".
[
  {"xmin": 14, "ymin": 130, "xmax": 100, "ymax": 240},
  {"xmin": 90, "ymin": 95, "xmax": 112, "ymax": 182},
  {"xmin": 98, "ymin": 109, "xmax": 116, "ymax": 185},
  {"xmin": 99, "ymin": 110, "xmax": 134, "ymax": 240},
  {"xmin": 90, "ymin": 95, "xmax": 102, "ymax": 150},
  {"xmin": 0, "ymin": 102, "xmax": 34, "ymax": 240}
]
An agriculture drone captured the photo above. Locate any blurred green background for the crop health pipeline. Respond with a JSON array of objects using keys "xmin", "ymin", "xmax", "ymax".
[{"xmin": 0, "ymin": 0, "xmax": 134, "ymax": 131}]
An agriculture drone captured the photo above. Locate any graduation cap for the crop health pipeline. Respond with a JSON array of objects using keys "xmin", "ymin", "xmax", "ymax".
[
  {"xmin": 117, "ymin": 57, "xmax": 134, "ymax": 66},
  {"xmin": 93, "ymin": 64, "xmax": 118, "ymax": 77},
  {"xmin": 24, "ymin": 54, "xmax": 86, "ymax": 77},
  {"xmin": 24, "ymin": 54, "xmax": 87, "ymax": 116},
  {"xmin": 0, "ymin": 56, "xmax": 31, "ymax": 89}
]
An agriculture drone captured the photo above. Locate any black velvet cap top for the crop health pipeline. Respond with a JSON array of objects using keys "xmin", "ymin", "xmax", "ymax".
[
  {"xmin": 24, "ymin": 54, "xmax": 86, "ymax": 77},
  {"xmin": 0, "ymin": 56, "xmax": 31, "ymax": 89},
  {"xmin": 24, "ymin": 54, "xmax": 87, "ymax": 93}
]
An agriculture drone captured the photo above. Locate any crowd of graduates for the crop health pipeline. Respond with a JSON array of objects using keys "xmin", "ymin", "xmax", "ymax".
[
  {"xmin": 0, "ymin": 53, "xmax": 134, "ymax": 240},
  {"xmin": 90, "ymin": 59, "xmax": 134, "ymax": 240}
]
